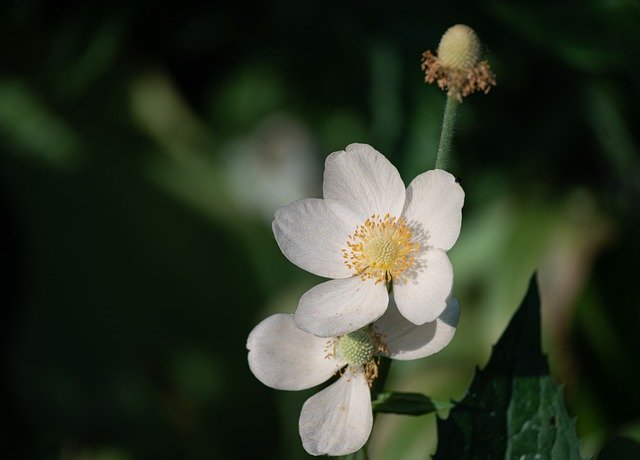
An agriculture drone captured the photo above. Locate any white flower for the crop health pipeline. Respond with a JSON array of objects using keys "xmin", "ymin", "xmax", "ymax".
[
  {"xmin": 247, "ymin": 297, "xmax": 459, "ymax": 456},
  {"xmin": 273, "ymin": 143, "xmax": 464, "ymax": 336}
]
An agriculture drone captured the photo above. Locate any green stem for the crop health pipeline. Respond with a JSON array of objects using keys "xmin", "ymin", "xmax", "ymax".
[{"xmin": 435, "ymin": 95, "xmax": 459, "ymax": 170}]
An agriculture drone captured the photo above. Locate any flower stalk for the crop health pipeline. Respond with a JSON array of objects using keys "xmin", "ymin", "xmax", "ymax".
[
  {"xmin": 435, "ymin": 95, "xmax": 459, "ymax": 171},
  {"xmin": 422, "ymin": 23, "xmax": 496, "ymax": 172}
]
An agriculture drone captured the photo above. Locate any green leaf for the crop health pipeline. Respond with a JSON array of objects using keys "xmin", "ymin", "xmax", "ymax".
[
  {"xmin": 433, "ymin": 275, "xmax": 581, "ymax": 459},
  {"xmin": 372, "ymin": 392, "xmax": 452, "ymax": 416}
]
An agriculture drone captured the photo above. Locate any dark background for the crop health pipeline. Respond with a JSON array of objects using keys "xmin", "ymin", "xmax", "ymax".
[{"xmin": 1, "ymin": 1, "xmax": 639, "ymax": 458}]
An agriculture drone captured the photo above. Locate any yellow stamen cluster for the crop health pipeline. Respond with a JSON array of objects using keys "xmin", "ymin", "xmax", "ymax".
[
  {"xmin": 342, "ymin": 213, "xmax": 418, "ymax": 285},
  {"xmin": 421, "ymin": 24, "xmax": 496, "ymax": 101}
]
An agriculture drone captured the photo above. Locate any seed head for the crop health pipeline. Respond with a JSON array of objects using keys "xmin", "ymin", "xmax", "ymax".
[
  {"xmin": 421, "ymin": 24, "xmax": 496, "ymax": 101},
  {"xmin": 438, "ymin": 24, "xmax": 481, "ymax": 70}
]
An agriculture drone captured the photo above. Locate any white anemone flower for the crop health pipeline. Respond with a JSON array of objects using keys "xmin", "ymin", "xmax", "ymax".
[
  {"xmin": 247, "ymin": 297, "xmax": 459, "ymax": 456},
  {"xmin": 273, "ymin": 143, "xmax": 464, "ymax": 336}
]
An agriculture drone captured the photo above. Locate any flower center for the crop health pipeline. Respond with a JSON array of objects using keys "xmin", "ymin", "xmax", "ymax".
[
  {"xmin": 342, "ymin": 213, "xmax": 418, "ymax": 285},
  {"xmin": 337, "ymin": 330, "xmax": 376, "ymax": 366},
  {"xmin": 334, "ymin": 328, "xmax": 388, "ymax": 386}
]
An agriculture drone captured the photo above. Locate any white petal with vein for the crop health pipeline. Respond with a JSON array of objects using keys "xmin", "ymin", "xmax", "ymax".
[
  {"xmin": 393, "ymin": 248, "xmax": 453, "ymax": 324},
  {"xmin": 295, "ymin": 276, "xmax": 388, "ymax": 337},
  {"xmin": 299, "ymin": 371, "xmax": 372, "ymax": 456},
  {"xmin": 273, "ymin": 198, "xmax": 358, "ymax": 278},
  {"xmin": 375, "ymin": 297, "xmax": 459, "ymax": 360},
  {"xmin": 323, "ymin": 143, "xmax": 406, "ymax": 220},
  {"xmin": 247, "ymin": 314, "xmax": 342, "ymax": 390},
  {"xmin": 402, "ymin": 169, "xmax": 464, "ymax": 251}
]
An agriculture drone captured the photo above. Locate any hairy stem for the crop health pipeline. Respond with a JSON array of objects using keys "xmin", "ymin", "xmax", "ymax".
[{"xmin": 435, "ymin": 95, "xmax": 459, "ymax": 170}]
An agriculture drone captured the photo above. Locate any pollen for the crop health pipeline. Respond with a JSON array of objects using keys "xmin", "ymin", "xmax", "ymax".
[{"xmin": 342, "ymin": 213, "xmax": 419, "ymax": 285}]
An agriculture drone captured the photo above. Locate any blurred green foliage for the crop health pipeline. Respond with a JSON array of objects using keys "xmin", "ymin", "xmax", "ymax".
[{"xmin": 1, "ymin": 1, "xmax": 639, "ymax": 459}]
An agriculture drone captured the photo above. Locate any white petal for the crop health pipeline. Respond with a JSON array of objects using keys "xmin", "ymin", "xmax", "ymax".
[
  {"xmin": 323, "ymin": 143, "xmax": 406, "ymax": 221},
  {"xmin": 299, "ymin": 371, "xmax": 372, "ymax": 456},
  {"xmin": 375, "ymin": 296, "xmax": 459, "ymax": 360},
  {"xmin": 402, "ymin": 169, "xmax": 464, "ymax": 251},
  {"xmin": 273, "ymin": 198, "xmax": 359, "ymax": 278},
  {"xmin": 247, "ymin": 314, "xmax": 342, "ymax": 391},
  {"xmin": 392, "ymin": 248, "xmax": 453, "ymax": 325},
  {"xmin": 295, "ymin": 277, "xmax": 389, "ymax": 337}
]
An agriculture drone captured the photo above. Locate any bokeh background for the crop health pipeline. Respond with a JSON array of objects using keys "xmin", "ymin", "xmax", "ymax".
[{"xmin": 2, "ymin": 1, "xmax": 639, "ymax": 459}]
